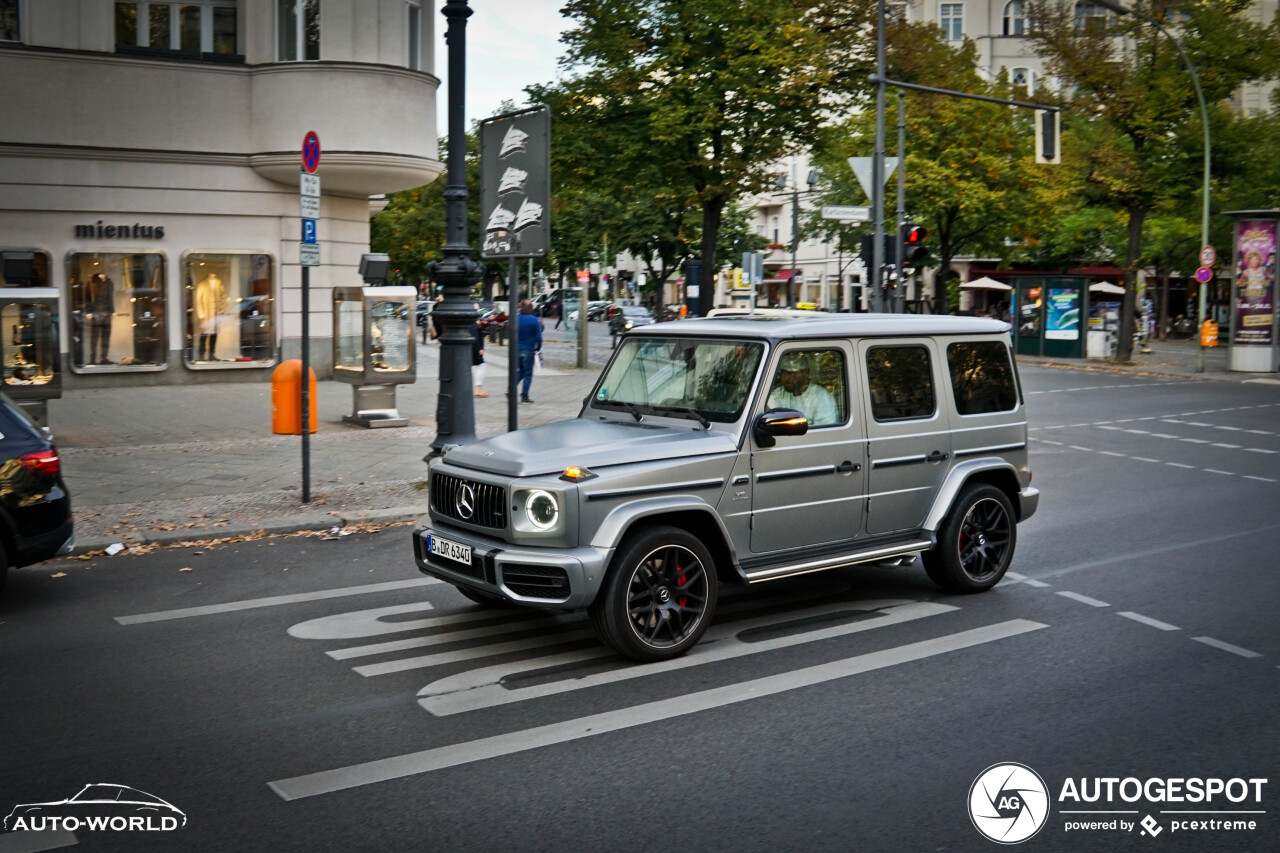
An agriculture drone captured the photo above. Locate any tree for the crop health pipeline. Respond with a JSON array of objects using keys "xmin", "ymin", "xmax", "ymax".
[
  {"xmin": 554, "ymin": 0, "xmax": 875, "ymax": 313},
  {"xmin": 1028, "ymin": 0, "xmax": 1280, "ymax": 360}
]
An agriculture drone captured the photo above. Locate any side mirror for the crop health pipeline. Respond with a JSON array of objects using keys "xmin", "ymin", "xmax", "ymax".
[{"xmin": 753, "ymin": 409, "xmax": 808, "ymax": 447}]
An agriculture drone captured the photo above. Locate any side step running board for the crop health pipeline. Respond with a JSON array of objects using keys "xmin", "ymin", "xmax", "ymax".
[{"xmin": 743, "ymin": 538, "xmax": 934, "ymax": 584}]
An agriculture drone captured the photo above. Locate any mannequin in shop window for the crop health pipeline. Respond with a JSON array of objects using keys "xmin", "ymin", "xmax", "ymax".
[
  {"xmin": 194, "ymin": 273, "xmax": 227, "ymax": 360},
  {"xmin": 85, "ymin": 272, "xmax": 115, "ymax": 365}
]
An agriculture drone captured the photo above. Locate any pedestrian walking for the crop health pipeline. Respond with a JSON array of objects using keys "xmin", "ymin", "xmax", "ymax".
[{"xmin": 515, "ymin": 298, "xmax": 542, "ymax": 403}]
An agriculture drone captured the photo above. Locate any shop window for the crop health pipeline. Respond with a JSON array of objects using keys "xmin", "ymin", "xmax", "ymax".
[
  {"xmin": 2, "ymin": 251, "xmax": 55, "ymax": 391},
  {"xmin": 278, "ymin": 0, "xmax": 319, "ymax": 61},
  {"xmin": 115, "ymin": 2, "xmax": 238, "ymax": 55},
  {"xmin": 1, "ymin": 251, "xmax": 48, "ymax": 287},
  {"xmin": 67, "ymin": 252, "xmax": 168, "ymax": 372},
  {"xmin": 0, "ymin": 0, "xmax": 20, "ymax": 42},
  {"xmin": 866, "ymin": 345, "xmax": 935, "ymax": 421},
  {"xmin": 183, "ymin": 253, "xmax": 275, "ymax": 368}
]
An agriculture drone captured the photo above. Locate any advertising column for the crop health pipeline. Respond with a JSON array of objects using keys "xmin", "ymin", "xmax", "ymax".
[{"xmin": 1229, "ymin": 216, "xmax": 1278, "ymax": 373}]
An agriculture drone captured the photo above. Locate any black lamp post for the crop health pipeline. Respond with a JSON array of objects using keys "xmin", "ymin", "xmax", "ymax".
[{"xmin": 428, "ymin": 0, "xmax": 482, "ymax": 458}]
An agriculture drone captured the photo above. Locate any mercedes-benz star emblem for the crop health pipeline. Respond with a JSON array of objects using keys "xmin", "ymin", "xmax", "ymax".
[{"xmin": 456, "ymin": 484, "xmax": 476, "ymax": 520}]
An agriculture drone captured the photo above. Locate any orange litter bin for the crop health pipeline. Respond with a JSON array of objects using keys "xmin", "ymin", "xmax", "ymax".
[
  {"xmin": 272, "ymin": 359, "xmax": 317, "ymax": 434},
  {"xmin": 1200, "ymin": 319, "xmax": 1219, "ymax": 348}
]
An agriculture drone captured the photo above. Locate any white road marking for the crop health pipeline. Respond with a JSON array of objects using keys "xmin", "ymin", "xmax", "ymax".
[
  {"xmin": 1056, "ymin": 591, "xmax": 1110, "ymax": 608},
  {"xmin": 1181, "ymin": 438, "xmax": 1210, "ymax": 444},
  {"xmin": 267, "ymin": 619, "xmax": 1047, "ymax": 800},
  {"xmin": 1203, "ymin": 469, "xmax": 1235, "ymax": 476},
  {"xmin": 420, "ymin": 601, "xmax": 955, "ymax": 716},
  {"xmin": 1069, "ymin": 446, "xmax": 1094, "ymax": 452},
  {"xmin": 1211, "ymin": 443, "xmax": 1241, "ymax": 449},
  {"xmin": 1124, "ymin": 429, "xmax": 1149, "ymax": 435},
  {"xmin": 1192, "ymin": 637, "xmax": 1263, "ymax": 659},
  {"xmin": 1217, "ymin": 425, "xmax": 1243, "ymax": 431},
  {"xmin": 1131, "ymin": 457, "xmax": 1160, "ymax": 463},
  {"xmin": 1118, "ymin": 611, "xmax": 1180, "ymax": 632},
  {"xmin": 1246, "ymin": 448, "xmax": 1278, "ymax": 454},
  {"xmin": 1098, "ymin": 450, "xmax": 1126, "ymax": 457},
  {"xmin": 0, "ymin": 831, "xmax": 79, "ymax": 853},
  {"xmin": 1097, "ymin": 425, "xmax": 1122, "ymax": 431},
  {"xmin": 1149, "ymin": 433, "xmax": 1179, "ymax": 439},
  {"xmin": 115, "ymin": 578, "xmax": 441, "ymax": 625},
  {"xmin": 328, "ymin": 612, "xmax": 582, "ymax": 658},
  {"xmin": 356, "ymin": 630, "xmax": 598, "ymax": 676},
  {"xmin": 1166, "ymin": 462, "xmax": 1196, "ymax": 469},
  {"xmin": 1024, "ymin": 580, "xmax": 1050, "ymax": 588},
  {"xmin": 1245, "ymin": 475, "xmax": 1278, "ymax": 483}
]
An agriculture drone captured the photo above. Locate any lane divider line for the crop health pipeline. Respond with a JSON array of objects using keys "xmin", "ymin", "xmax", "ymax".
[
  {"xmin": 1056, "ymin": 591, "xmax": 1110, "ymax": 608},
  {"xmin": 1192, "ymin": 637, "xmax": 1263, "ymax": 659},
  {"xmin": 1118, "ymin": 611, "xmax": 1180, "ymax": 632}
]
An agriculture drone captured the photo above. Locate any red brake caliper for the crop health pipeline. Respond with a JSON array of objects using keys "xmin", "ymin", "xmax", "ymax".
[{"xmin": 676, "ymin": 565, "xmax": 688, "ymax": 607}]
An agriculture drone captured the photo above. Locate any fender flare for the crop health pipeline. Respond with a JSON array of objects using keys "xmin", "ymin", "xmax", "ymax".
[
  {"xmin": 922, "ymin": 459, "xmax": 1022, "ymax": 532},
  {"xmin": 589, "ymin": 495, "xmax": 741, "ymax": 568}
]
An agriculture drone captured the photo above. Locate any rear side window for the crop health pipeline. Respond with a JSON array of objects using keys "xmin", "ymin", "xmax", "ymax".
[
  {"xmin": 866, "ymin": 345, "xmax": 935, "ymax": 421},
  {"xmin": 947, "ymin": 341, "xmax": 1018, "ymax": 415}
]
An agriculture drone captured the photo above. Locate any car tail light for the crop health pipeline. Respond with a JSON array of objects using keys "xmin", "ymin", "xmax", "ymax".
[{"xmin": 18, "ymin": 448, "xmax": 60, "ymax": 477}]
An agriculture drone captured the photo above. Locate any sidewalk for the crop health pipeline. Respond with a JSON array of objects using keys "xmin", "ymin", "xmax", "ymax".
[{"xmin": 44, "ymin": 332, "xmax": 1274, "ymax": 555}]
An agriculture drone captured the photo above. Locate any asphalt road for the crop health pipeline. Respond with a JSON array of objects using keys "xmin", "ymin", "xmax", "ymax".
[{"xmin": 1, "ymin": 366, "xmax": 1277, "ymax": 852}]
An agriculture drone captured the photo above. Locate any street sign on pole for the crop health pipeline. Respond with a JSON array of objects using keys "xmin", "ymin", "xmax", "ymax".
[
  {"xmin": 301, "ymin": 219, "xmax": 317, "ymax": 244},
  {"xmin": 301, "ymin": 131, "xmax": 321, "ymax": 174},
  {"xmin": 300, "ymin": 243, "xmax": 320, "ymax": 267},
  {"xmin": 847, "ymin": 156, "xmax": 898, "ymax": 203},
  {"xmin": 300, "ymin": 173, "xmax": 320, "ymax": 219},
  {"xmin": 1200, "ymin": 246, "xmax": 1217, "ymax": 267},
  {"xmin": 822, "ymin": 205, "xmax": 870, "ymax": 222},
  {"xmin": 1195, "ymin": 266, "xmax": 1213, "ymax": 284},
  {"xmin": 480, "ymin": 105, "xmax": 551, "ymax": 259}
]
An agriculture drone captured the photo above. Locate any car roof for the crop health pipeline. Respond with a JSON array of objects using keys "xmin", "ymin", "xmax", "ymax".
[{"xmin": 628, "ymin": 312, "xmax": 1010, "ymax": 340}]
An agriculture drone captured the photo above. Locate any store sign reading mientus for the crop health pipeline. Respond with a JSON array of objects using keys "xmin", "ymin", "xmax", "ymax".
[{"xmin": 73, "ymin": 221, "xmax": 166, "ymax": 239}]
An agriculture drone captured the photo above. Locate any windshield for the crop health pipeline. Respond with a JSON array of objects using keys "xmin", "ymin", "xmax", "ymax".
[
  {"xmin": 592, "ymin": 338, "xmax": 765, "ymax": 423},
  {"xmin": 623, "ymin": 307, "xmax": 650, "ymax": 317}
]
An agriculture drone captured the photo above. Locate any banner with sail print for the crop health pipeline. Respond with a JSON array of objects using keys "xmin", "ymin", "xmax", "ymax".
[{"xmin": 480, "ymin": 105, "xmax": 550, "ymax": 259}]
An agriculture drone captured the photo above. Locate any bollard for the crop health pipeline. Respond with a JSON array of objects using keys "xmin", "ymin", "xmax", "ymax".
[{"xmin": 272, "ymin": 359, "xmax": 317, "ymax": 434}]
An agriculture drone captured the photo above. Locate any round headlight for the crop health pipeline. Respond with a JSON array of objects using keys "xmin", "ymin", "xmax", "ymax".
[{"xmin": 525, "ymin": 490, "xmax": 559, "ymax": 530}]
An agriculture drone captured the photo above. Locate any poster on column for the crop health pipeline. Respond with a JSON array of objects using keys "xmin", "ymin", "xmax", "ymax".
[
  {"xmin": 1231, "ymin": 220, "xmax": 1275, "ymax": 346},
  {"xmin": 1044, "ymin": 288, "xmax": 1081, "ymax": 340}
]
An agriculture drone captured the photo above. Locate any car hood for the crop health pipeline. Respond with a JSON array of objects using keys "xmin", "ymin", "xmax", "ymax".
[{"xmin": 442, "ymin": 418, "xmax": 737, "ymax": 477}]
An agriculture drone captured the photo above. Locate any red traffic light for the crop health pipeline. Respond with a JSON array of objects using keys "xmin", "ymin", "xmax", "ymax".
[{"xmin": 906, "ymin": 226, "xmax": 928, "ymax": 244}]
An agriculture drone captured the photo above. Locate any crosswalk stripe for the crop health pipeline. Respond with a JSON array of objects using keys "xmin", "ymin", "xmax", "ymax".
[{"xmin": 268, "ymin": 618, "xmax": 1047, "ymax": 801}]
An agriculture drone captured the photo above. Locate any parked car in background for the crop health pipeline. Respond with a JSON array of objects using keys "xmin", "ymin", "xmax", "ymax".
[
  {"xmin": 0, "ymin": 392, "xmax": 74, "ymax": 594},
  {"xmin": 587, "ymin": 300, "xmax": 612, "ymax": 321},
  {"xmin": 609, "ymin": 305, "xmax": 655, "ymax": 336},
  {"xmin": 655, "ymin": 305, "xmax": 682, "ymax": 323},
  {"xmin": 478, "ymin": 302, "xmax": 509, "ymax": 340}
]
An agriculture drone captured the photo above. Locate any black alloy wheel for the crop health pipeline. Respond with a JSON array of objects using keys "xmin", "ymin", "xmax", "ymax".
[
  {"xmin": 922, "ymin": 483, "xmax": 1017, "ymax": 593},
  {"xmin": 590, "ymin": 526, "xmax": 718, "ymax": 662}
]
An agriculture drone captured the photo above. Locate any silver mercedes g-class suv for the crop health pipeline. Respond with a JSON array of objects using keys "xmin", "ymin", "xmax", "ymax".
[{"xmin": 413, "ymin": 314, "xmax": 1038, "ymax": 661}]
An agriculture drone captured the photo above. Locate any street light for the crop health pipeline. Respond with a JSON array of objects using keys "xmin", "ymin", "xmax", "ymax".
[
  {"xmin": 777, "ymin": 167, "xmax": 820, "ymax": 307},
  {"xmin": 428, "ymin": 0, "xmax": 483, "ymax": 457},
  {"xmin": 1093, "ymin": 0, "xmax": 1212, "ymax": 372}
]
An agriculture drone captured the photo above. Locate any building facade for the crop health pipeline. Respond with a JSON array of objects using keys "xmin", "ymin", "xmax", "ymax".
[{"xmin": 0, "ymin": 0, "xmax": 440, "ymax": 394}]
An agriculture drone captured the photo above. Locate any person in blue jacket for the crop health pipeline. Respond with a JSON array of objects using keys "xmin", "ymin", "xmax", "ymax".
[{"xmin": 515, "ymin": 298, "xmax": 542, "ymax": 403}]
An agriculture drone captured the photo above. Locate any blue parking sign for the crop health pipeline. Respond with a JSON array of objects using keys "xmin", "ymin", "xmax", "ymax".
[{"xmin": 302, "ymin": 218, "xmax": 317, "ymax": 244}]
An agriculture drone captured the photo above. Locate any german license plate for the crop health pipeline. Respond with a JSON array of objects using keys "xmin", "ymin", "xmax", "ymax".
[{"xmin": 428, "ymin": 534, "xmax": 472, "ymax": 566}]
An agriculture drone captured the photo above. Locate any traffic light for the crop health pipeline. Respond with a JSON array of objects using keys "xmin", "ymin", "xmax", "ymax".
[
  {"xmin": 903, "ymin": 225, "xmax": 928, "ymax": 270},
  {"xmin": 860, "ymin": 234, "xmax": 898, "ymax": 268},
  {"xmin": 1035, "ymin": 109, "xmax": 1060, "ymax": 165}
]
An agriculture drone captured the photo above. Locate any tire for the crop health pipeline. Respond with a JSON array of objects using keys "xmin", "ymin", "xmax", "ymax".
[
  {"xmin": 589, "ymin": 525, "xmax": 718, "ymax": 662},
  {"xmin": 922, "ymin": 483, "xmax": 1017, "ymax": 593},
  {"xmin": 453, "ymin": 583, "xmax": 514, "ymax": 608}
]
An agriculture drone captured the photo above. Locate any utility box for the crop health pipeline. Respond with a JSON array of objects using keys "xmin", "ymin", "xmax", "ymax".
[
  {"xmin": 332, "ymin": 286, "xmax": 417, "ymax": 428},
  {"xmin": 1, "ymin": 287, "xmax": 61, "ymax": 427}
]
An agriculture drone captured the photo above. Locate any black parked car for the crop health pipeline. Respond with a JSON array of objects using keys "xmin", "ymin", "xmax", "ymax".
[
  {"xmin": 0, "ymin": 392, "xmax": 73, "ymax": 593},
  {"xmin": 608, "ymin": 305, "xmax": 655, "ymax": 336}
]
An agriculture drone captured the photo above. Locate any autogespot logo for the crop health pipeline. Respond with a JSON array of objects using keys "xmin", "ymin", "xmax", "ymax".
[{"xmin": 969, "ymin": 763, "xmax": 1050, "ymax": 844}]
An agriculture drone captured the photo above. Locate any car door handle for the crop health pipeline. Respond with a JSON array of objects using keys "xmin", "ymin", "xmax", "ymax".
[
  {"xmin": 927, "ymin": 450, "xmax": 948, "ymax": 463},
  {"xmin": 836, "ymin": 460, "xmax": 861, "ymax": 474}
]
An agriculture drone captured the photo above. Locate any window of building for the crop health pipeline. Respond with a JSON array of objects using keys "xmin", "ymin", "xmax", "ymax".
[
  {"xmin": 940, "ymin": 3, "xmax": 964, "ymax": 42},
  {"xmin": 183, "ymin": 252, "xmax": 275, "ymax": 367},
  {"xmin": 866, "ymin": 345, "xmax": 935, "ymax": 421},
  {"xmin": 766, "ymin": 349, "xmax": 847, "ymax": 428},
  {"xmin": 1010, "ymin": 67, "xmax": 1036, "ymax": 93},
  {"xmin": 1074, "ymin": 2, "xmax": 1109, "ymax": 35},
  {"xmin": 2, "ymin": 251, "xmax": 55, "ymax": 391},
  {"xmin": 115, "ymin": 2, "xmax": 238, "ymax": 55},
  {"xmin": 278, "ymin": 0, "xmax": 319, "ymax": 61},
  {"xmin": 946, "ymin": 341, "xmax": 1019, "ymax": 415},
  {"xmin": 407, "ymin": 2, "xmax": 421, "ymax": 70},
  {"xmin": 67, "ymin": 252, "xmax": 167, "ymax": 372},
  {"xmin": 0, "ymin": 0, "xmax": 20, "ymax": 41},
  {"xmin": 1003, "ymin": 1, "xmax": 1026, "ymax": 36}
]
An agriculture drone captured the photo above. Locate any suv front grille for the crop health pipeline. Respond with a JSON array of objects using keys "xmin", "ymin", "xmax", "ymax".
[{"xmin": 431, "ymin": 473, "xmax": 507, "ymax": 530}]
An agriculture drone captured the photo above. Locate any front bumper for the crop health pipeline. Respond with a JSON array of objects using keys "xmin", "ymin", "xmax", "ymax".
[
  {"xmin": 1018, "ymin": 486, "xmax": 1040, "ymax": 522},
  {"xmin": 412, "ymin": 520, "xmax": 613, "ymax": 610}
]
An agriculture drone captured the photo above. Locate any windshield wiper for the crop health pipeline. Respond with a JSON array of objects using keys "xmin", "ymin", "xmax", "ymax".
[
  {"xmin": 653, "ymin": 406, "xmax": 711, "ymax": 430},
  {"xmin": 618, "ymin": 401, "xmax": 643, "ymax": 422}
]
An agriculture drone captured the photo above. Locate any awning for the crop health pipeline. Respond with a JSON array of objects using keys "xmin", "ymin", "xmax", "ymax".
[
  {"xmin": 960, "ymin": 276, "xmax": 1012, "ymax": 291},
  {"xmin": 762, "ymin": 268, "xmax": 801, "ymax": 283},
  {"xmin": 1089, "ymin": 282, "xmax": 1125, "ymax": 295}
]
